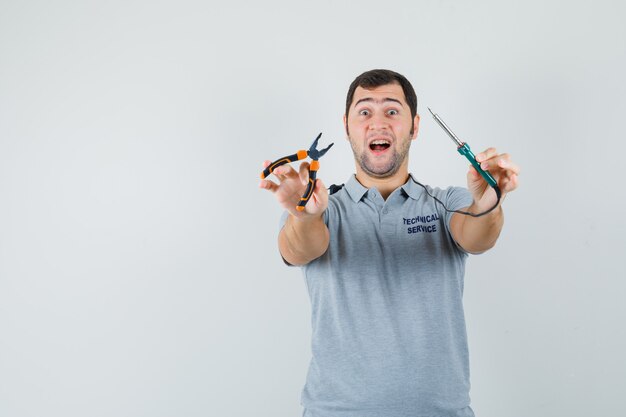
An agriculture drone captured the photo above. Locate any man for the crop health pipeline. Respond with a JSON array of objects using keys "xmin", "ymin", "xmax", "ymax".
[{"xmin": 259, "ymin": 69, "xmax": 520, "ymax": 417}]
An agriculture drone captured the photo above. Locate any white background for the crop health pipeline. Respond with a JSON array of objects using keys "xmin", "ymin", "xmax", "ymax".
[{"xmin": 1, "ymin": 1, "xmax": 624, "ymax": 416}]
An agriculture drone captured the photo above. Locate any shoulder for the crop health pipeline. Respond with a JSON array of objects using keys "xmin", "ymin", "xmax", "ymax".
[
  {"xmin": 323, "ymin": 182, "xmax": 364, "ymax": 227},
  {"xmin": 328, "ymin": 183, "xmax": 345, "ymax": 196},
  {"xmin": 324, "ymin": 183, "xmax": 346, "ymax": 223}
]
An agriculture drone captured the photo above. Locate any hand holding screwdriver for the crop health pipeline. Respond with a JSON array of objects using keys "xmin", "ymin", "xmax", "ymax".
[{"xmin": 428, "ymin": 108, "xmax": 520, "ymax": 215}]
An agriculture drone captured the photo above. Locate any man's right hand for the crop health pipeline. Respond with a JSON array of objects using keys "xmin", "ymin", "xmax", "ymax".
[
  {"xmin": 259, "ymin": 160, "xmax": 330, "ymax": 266},
  {"xmin": 259, "ymin": 160, "xmax": 328, "ymax": 219}
]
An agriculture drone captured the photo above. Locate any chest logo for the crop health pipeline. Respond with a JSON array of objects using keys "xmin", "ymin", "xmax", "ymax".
[{"xmin": 403, "ymin": 213, "xmax": 440, "ymax": 234}]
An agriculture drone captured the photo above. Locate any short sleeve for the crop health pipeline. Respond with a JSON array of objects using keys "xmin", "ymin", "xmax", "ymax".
[{"xmin": 443, "ymin": 186, "xmax": 474, "ymax": 253}]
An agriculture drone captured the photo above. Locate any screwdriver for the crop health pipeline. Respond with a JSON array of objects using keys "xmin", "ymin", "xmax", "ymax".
[{"xmin": 428, "ymin": 107, "xmax": 498, "ymax": 188}]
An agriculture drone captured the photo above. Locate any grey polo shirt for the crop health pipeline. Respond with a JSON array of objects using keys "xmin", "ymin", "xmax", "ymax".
[{"xmin": 280, "ymin": 174, "xmax": 475, "ymax": 417}]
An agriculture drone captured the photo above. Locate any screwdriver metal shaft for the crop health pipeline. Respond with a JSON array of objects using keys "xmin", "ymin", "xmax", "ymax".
[
  {"xmin": 428, "ymin": 107, "xmax": 464, "ymax": 147},
  {"xmin": 428, "ymin": 107, "xmax": 498, "ymax": 188}
]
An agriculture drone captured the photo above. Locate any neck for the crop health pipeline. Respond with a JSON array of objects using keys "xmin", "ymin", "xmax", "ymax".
[{"xmin": 354, "ymin": 163, "xmax": 410, "ymax": 200}]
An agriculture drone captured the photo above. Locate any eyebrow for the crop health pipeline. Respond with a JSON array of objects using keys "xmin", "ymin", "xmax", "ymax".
[{"xmin": 354, "ymin": 97, "xmax": 404, "ymax": 107}]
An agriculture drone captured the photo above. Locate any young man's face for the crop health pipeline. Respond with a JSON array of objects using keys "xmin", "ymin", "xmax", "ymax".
[{"xmin": 344, "ymin": 83, "xmax": 419, "ymax": 178}]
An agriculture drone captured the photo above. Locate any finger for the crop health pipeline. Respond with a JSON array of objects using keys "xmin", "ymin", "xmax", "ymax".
[
  {"xmin": 494, "ymin": 171, "xmax": 519, "ymax": 193},
  {"xmin": 259, "ymin": 179, "xmax": 279, "ymax": 193},
  {"xmin": 311, "ymin": 178, "xmax": 328, "ymax": 207},
  {"xmin": 482, "ymin": 157, "xmax": 520, "ymax": 176},
  {"xmin": 496, "ymin": 158, "xmax": 521, "ymax": 175},
  {"xmin": 467, "ymin": 166, "xmax": 489, "ymax": 194},
  {"xmin": 270, "ymin": 164, "xmax": 290, "ymax": 181},
  {"xmin": 478, "ymin": 153, "xmax": 518, "ymax": 174},
  {"xmin": 314, "ymin": 177, "xmax": 328, "ymax": 198},
  {"xmin": 501, "ymin": 173, "xmax": 519, "ymax": 193},
  {"xmin": 475, "ymin": 148, "xmax": 497, "ymax": 163},
  {"xmin": 298, "ymin": 161, "xmax": 310, "ymax": 185},
  {"xmin": 272, "ymin": 163, "xmax": 298, "ymax": 179},
  {"xmin": 485, "ymin": 152, "xmax": 510, "ymax": 165},
  {"xmin": 262, "ymin": 160, "xmax": 272, "ymax": 169},
  {"xmin": 468, "ymin": 165, "xmax": 480, "ymax": 179}
]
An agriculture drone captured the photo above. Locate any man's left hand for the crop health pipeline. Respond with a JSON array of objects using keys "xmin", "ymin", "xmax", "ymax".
[{"xmin": 467, "ymin": 148, "xmax": 520, "ymax": 211}]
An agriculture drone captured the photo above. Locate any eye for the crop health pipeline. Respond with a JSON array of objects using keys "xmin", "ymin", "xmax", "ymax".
[
  {"xmin": 359, "ymin": 109, "xmax": 370, "ymax": 116},
  {"xmin": 387, "ymin": 109, "xmax": 399, "ymax": 116}
]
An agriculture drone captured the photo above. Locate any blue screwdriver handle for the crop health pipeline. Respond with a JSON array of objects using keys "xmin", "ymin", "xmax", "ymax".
[{"xmin": 457, "ymin": 143, "xmax": 498, "ymax": 188}]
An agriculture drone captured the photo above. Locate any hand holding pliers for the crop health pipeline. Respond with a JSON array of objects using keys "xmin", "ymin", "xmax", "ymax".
[{"xmin": 260, "ymin": 133, "xmax": 334, "ymax": 211}]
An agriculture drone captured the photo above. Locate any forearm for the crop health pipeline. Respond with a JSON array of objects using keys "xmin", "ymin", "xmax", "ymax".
[
  {"xmin": 457, "ymin": 204, "xmax": 504, "ymax": 254},
  {"xmin": 455, "ymin": 146, "xmax": 519, "ymax": 254},
  {"xmin": 279, "ymin": 213, "xmax": 330, "ymax": 265}
]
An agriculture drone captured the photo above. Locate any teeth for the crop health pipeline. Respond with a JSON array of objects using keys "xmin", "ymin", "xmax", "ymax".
[{"xmin": 371, "ymin": 140, "xmax": 390, "ymax": 145}]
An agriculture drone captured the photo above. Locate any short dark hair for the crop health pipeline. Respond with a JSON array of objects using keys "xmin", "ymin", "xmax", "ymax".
[{"xmin": 345, "ymin": 69, "xmax": 418, "ymax": 121}]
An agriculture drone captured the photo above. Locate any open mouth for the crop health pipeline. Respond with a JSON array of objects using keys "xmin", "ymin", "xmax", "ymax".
[{"xmin": 369, "ymin": 139, "xmax": 391, "ymax": 152}]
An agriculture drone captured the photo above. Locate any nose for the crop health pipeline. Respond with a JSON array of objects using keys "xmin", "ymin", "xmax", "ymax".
[{"xmin": 368, "ymin": 112, "xmax": 389, "ymax": 131}]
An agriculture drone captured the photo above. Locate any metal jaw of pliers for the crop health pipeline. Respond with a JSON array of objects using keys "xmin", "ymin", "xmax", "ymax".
[{"xmin": 260, "ymin": 133, "xmax": 334, "ymax": 211}]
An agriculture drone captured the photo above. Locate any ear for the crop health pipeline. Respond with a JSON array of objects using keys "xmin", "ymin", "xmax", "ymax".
[
  {"xmin": 343, "ymin": 114, "xmax": 349, "ymax": 138},
  {"xmin": 411, "ymin": 113, "xmax": 420, "ymax": 140}
]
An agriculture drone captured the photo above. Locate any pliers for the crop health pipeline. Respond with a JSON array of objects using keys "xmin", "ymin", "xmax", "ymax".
[{"xmin": 260, "ymin": 133, "xmax": 334, "ymax": 211}]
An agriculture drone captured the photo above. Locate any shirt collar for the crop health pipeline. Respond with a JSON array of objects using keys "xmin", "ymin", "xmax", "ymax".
[
  {"xmin": 401, "ymin": 174, "xmax": 425, "ymax": 200},
  {"xmin": 344, "ymin": 173, "xmax": 424, "ymax": 203},
  {"xmin": 345, "ymin": 175, "xmax": 369, "ymax": 203}
]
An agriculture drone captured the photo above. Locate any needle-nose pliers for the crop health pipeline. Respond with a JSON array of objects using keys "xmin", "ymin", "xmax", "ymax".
[{"xmin": 260, "ymin": 133, "xmax": 334, "ymax": 211}]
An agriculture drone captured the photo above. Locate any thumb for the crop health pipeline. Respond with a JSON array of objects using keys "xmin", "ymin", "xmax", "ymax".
[
  {"xmin": 466, "ymin": 165, "xmax": 485, "ymax": 195},
  {"xmin": 312, "ymin": 178, "xmax": 329, "ymax": 207},
  {"xmin": 467, "ymin": 165, "xmax": 480, "ymax": 179},
  {"xmin": 315, "ymin": 177, "xmax": 327, "ymax": 193}
]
